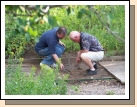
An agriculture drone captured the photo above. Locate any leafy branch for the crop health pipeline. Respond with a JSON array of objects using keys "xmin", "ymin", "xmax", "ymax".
[
  {"xmin": 89, "ymin": 5, "xmax": 125, "ymax": 43},
  {"xmin": 5, "ymin": 5, "xmax": 68, "ymax": 16}
]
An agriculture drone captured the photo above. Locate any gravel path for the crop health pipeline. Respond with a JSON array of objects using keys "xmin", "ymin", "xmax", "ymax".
[{"xmin": 66, "ymin": 79, "xmax": 125, "ymax": 95}]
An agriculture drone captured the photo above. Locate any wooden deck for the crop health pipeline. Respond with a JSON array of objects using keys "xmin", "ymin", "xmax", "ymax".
[{"xmin": 98, "ymin": 61, "xmax": 125, "ymax": 84}]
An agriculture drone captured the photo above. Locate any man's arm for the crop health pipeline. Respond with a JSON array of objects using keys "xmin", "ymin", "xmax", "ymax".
[
  {"xmin": 76, "ymin": 50, "xmax": 89, "ymax": 63},
  {"xmin": 59, "ymin": 40, "xmax": 66, "ymax": 47},
  {"xmin": 77, "ymin": 50, "xmax": 89, "ymax": 57},
  {"xmin": 52, "ymin": 54, "xmax": 64, "ymax": 69}
]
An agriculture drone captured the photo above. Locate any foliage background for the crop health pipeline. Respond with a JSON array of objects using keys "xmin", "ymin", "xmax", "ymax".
[{"xmin": 5, "ymin": 5, "xmax": 125, "ymax": 58}]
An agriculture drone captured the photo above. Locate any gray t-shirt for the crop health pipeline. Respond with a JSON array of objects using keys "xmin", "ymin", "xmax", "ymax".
[{"xmin": 79, "ymin": 32, "xmax": 104, "ymax": 51}]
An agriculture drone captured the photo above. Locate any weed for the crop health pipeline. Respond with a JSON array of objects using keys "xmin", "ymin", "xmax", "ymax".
[{"xmin": 106, "ymin": 91, "xmax": 115, "ymax": 95}]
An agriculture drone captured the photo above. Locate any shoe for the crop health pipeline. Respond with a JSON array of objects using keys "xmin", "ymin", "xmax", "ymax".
[
  {"xmin": 94, "ymin": 63, "xmax": 98, "ymax": 69},
  {"xmin": 39, "ymin": 63, "xmax": 53, "ymax": 70},
  {"xmin": 40, "ymin": 62, "xmax": 43, "ymax": 66},
  {"xmin": 85, "ymin": 64, "xmax": 98, "ymax": 72},
  {"xmin": 40, "ymin": 63, "xmax": 57, "ymax": 68},
  {"xmin": 84, "ymin": 69, "xmax": 97, "ymax": 76},
  {"xmin": 86, "ymin": 69, "xmax": 90, "ymax": 72},
  {"xmin": 49, "ymin": 63, "xmax": 57, "ymax": 68}
]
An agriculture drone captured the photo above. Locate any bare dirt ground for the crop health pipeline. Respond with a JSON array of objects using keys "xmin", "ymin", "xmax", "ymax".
[{"xmin": 22, "ymin": 49, "xmax": 114, "ymax": 80}]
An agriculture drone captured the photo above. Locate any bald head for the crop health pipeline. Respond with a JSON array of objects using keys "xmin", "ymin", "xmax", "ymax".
[{"xmin": 69, "ymin": 31, "xmax": 80, "ymax": 43}]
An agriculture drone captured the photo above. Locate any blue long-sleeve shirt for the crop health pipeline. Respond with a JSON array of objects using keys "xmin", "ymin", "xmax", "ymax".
[{"xmin": 35, "ymin": 27, "xmax": 59, "ymax": 54}]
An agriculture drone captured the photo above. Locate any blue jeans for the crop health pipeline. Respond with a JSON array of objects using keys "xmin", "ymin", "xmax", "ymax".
[{"xmin": 37, "ymin": 43, "xmax": 65, "ymax": 65}]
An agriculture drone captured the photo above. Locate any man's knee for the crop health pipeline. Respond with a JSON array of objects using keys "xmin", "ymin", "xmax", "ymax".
[
  {"xmin": 60, "ymin": 46, "xmax": 65, "ymax": 53},
  {"xmin": 80, "ymin": 53, "xmax": 87, "ymax": 59},
  {"xmin": 56, "ymin": 47, "xmax": 64, "ymax": 56}
]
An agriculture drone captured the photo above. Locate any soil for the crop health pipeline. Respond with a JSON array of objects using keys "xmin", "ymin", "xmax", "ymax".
[
  {"xmin": 23, "ymin": 46, "xmax": 39, "ymax": 59},
  {"xmin": 22, "ymin": 48, "xmax": 114, "ymax": 80}
]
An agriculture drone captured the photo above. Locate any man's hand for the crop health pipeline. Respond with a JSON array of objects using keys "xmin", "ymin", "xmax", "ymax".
[
  {"xmin": 52, "ymin": 54, "xmax": 64, "ymax": 69},
  {"xmin": 76, "ymin": 57, "xmax": 81, "ymax": 63},
  {"xmin": 60, "ymin": 63, "xmax": 64, "ymax": 69},
  {"xmin": 76, "ymin": 50, "xmax": 88, "ymax": 63},
  {"xmin": 59, "ymin": 41, "xmax": 66, "ymax": 47}
]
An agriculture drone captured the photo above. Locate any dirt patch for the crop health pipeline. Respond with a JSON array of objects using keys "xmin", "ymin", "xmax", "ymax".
[
  {"xmin": 59, "ymin": 62, "xmax": 114, "ymax": 80},
  {"xmin": 23, "ymin": 46, "xmax": 39, "ymax": 59},
  {"xmin": 21, "ymin": 48, "xmax": 114, "ymax": 80},
  {"xmin": 22, "ymin": 62, "xmax": 114, "ymax": 80},
  {"xmin": 21, "ymin": 61, "xmax": 114, "ymax": 80}
]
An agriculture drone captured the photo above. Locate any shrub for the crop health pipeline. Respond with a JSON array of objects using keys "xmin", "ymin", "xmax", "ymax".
[{"xmin": 5, "ymin": 58, "xmax": 69, "ymax": 95}]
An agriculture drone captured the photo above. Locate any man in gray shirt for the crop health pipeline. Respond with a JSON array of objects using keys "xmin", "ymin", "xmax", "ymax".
[{"xmin": 69, "ymin": 31, "xmax": 104, "ymax": 76}]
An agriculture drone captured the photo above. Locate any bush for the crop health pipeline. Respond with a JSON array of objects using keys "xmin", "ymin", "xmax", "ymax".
[{"xmin": 5, "ymin": 58, "xmax": 69, "ymax": 95}]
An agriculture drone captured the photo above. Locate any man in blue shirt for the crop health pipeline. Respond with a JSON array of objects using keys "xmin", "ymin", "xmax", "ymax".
[
  {"xmin": 35, "ymin": 27, "xmax": 67, "ymax": 70},
  {"xmin": 69, "ymin": 31, "xmax": 104, "ymax": 76}
]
